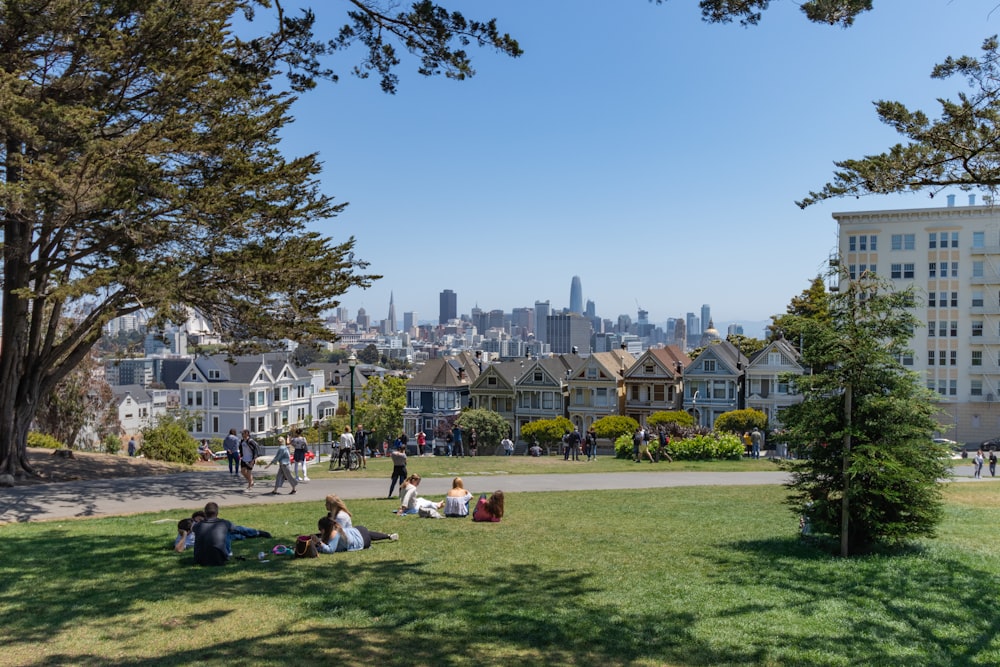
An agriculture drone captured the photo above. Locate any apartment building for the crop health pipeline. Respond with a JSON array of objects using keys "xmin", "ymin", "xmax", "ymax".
[{"xmin": 835, "ymin": 196, "xmax": 1000, "ymax": 444}]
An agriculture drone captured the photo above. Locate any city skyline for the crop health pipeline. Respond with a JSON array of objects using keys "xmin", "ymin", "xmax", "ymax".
[{"xmin": 285, "ymin": 3, "xmax": 992, "ymax": 328}]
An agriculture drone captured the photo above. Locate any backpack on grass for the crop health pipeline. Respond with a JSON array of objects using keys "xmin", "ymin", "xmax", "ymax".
[{"xmin": 294, "ymin": 535, "xmax": 318, "ymax": 558}]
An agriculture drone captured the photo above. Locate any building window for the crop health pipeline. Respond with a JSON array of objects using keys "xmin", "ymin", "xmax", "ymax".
[
  {"xmin": 950, "ymin": 232, "xmax": 959, "ymax": 248},
  {"xmin": 940, "ymin": 262, "xmax": 948, "ymax": 278},
  {"xmin": 972, "ymin": 380, "xmax": 983, "ymax": 396},
  {"xmin": 904, "ymin": 234, "xmax": 915, "ymax": 250},
  {"xmin": 974, "ymin": 231, "xmax": 985, "ymax": 248},
  {"xmin": 928, "ymin": 350, "xmax": 935, "ymax": 366},
  {"xmin": 928, "ymin": 320, "xmax": 936, "ymax": 337},
  {"xmin": 644, "ymin": 364, "xmax": 655, "ymax": 375},
  {"xmin": 951, "ymin": 292, "xmax": 959, "ymax": 307},
  {"xmin": 653, "ymin": 385, "xmax": 665, "ymax": 402},
  {"xmin": 703, "ymin": 359, "xmax": 716, "ymax": 372},
  {"xmin": 950, "ymin": 321, "xmax": 958, "ymax": 337},
  {"xmin": 901, "ymin": 352, "xmax": 914, "ymax": 366},
  {"xmin": 939, "ymin": 350, "xmax": 947, "ymax": 366},
  {"xmin": 940, "ymin": 321, "xmax": 949, "ymax": 337},
  {"xmin": 869, "ymin": 235, "xmax": 877, "ymax": 250},
  {"xmin": 859, "ymin": 236, "xmax": 868, "ymax": 251},
  {"xmin": 534, "ymin": 371, "xmax": 543, "ymax": 383},
  {"xmin": 849, "ymin": 264, "xmax": 857, "ymax": 279},
  {"xmin": 974, "ymin": 261, "xmax": 984, "ymax": 278},
  {"xmin": 973, "ymin": 321, "xmax": 984, "ymax": 337},
  {"xmin": 891, "ymin": 234, "xmax": 902, "ymax": 250},
  {"xmin": 929, "ymin": 262, "xmax": 936, "ymax": 278},
  {"xmin": 903, "ymin": 263, "xmax": 914, "ymax": 278},
  {"xmin": 973, "ymin": 291, "xmax": 984, "ymax": 307},
  {"xmin": 972, "ymin": 350, "xmax": 983, "ymax": 366},
  {"xmin": 950, "ymin": 380, "xmax": 957, "ymax": 396},
  {"xmin": 891, "ymin": 264, "xmax": 901, "ymax": 279},
  {"xmin": 869, "ymin": 264, "xmax": 877, "ymax": 276},
  {"xmin": 929, "ymin": 232, "xmax": 937, "ymax": 249},
  {"xmin": 849, "ymin": 235, "xmax": 857, "ymax": 252},
  {"xmin": 212, "ymin": 391, "xmax": 219, "ymax": 407},
  {"xmin": 574, "ymin": 387, "xmax": 584, "ymax": 405},
  {"xmin": 595, "ymin": 387, "xmax": 608, "ymax": 407},
  {"xmin": 951, "ymin": 350, "xmax": 957, "ymax": 366},
  {"xmin": 928, "ymin": 293, "xmax": 936, "ymax": 307},
  {"xmin": 542, "ymin": 392, "xmax": 554, "ymax": 410},
  {"xmin": 938, "ymin": 380, "xmax": 947, "ymax": 396}
]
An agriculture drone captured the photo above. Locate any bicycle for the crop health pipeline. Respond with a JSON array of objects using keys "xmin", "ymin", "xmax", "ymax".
[{"xmin": 329, "ymin": 447, "xmax": 362, "ymax": 471}]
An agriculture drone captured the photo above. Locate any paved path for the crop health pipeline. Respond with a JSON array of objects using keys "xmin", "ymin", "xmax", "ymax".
[
  {"xmin": 0, "ymin": 467, "xmax": 988, "ymax": 524},
  {"xmin": 0, "ymin": 469, "xmax": 792, "ymax": 523}
]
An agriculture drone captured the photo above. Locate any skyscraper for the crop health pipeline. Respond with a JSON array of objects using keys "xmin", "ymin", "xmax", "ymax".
[
  {"xmin": 701, "ymin": 304, "xmax": 711, "ymax": 334},
  {"xmin": 403, "ymin": 311, "xmax": 417, "ymax": 333},
  {"xmin": 386, "ymin": 292, "xmax": 397, "ymax": 334},
  {"xmin": 534, "ymin": 300, "xmax": 550, "ymax": 342},
  {"xmin": 439, "ymin": 289, "xmax": 457, "ymax": 325},
  {"xmin": 569, "ymin": 276, "xmax": 583, "ymax": 314},
  {"xmin": 547, "ymin": 313, "xmax": 592, "ymax": 354}
]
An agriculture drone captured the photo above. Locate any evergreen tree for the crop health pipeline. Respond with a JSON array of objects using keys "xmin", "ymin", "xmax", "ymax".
[{"xmin": 780, "ymin": 273, "xmax": 950, "ymax": 555}]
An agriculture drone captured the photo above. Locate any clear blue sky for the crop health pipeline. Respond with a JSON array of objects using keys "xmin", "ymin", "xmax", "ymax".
[{"xmin": 274, "ymin": 1, "xmax": 995, "ymax": 333}]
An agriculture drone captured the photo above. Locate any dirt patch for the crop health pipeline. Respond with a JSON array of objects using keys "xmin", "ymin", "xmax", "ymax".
[{"xmin": 13, "ymin": 448, "xmax": 212, "ymax": 485}]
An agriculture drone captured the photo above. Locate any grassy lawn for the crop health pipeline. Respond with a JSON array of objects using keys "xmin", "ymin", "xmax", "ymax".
[
  {"xmin": 219, "ymin": 453, "xmax": 788, "ymax": 481},
  {"xmin": 2, "ymin": 483, "xmax": 998, "ymax": 666}
]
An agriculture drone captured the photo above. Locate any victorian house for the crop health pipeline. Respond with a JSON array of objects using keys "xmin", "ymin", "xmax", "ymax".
[
  {"xmin": 682, "ymin": 340, "xmax": 749, "ymax": 429},
  {"xmin": 567, "ymin": 350, "xmax": 634, "ymax": 432},
  {"xmin": 745, "ymin": 337, "xmax": 804, "ymax": 428},
  {"xmin": 512, "ymin": 354, "xmax": 583, "ymax": 438},
  {"xmin": 622, "ymin": 345, "xmax": 689, "ymax": 426},
  {"xmin": 403, "ymin": 351, "xmax": 480, "ymax": 441},
  {"xmin": 468, "ymin": 360, "xmax": 521, "ymax": 438}
]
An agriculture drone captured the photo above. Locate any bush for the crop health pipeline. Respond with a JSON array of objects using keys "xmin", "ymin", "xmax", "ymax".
[
  {"xmin": 670, "ymin": 433, "xmax": 744, "ymax": 460},
  {"xmin": 27, "ymin": 432, "xmax": 65, "ymax": 450},
  {"xmin": 140, "ymin": 419, "xmax": 198, "ymax": 464},
  {"xmin": 647, "ymin": 411, "xmax": 695, "ymax": 430},
  {"xmin": 613, "ymin": 433, "xmax": 634, "ymax": 459},
  {"xmin": 103, "ymin": 434, "xmax": 122, "ymax": 455}
]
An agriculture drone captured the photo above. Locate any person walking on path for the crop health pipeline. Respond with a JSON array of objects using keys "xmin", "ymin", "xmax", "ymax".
[
  {"xmin": 127, "ymin": 436, "xmax": 137, "ymax": 457},
  {"xmin": 990, "ymin": 450, "xmax": 998, "ymax": 477},
  {"xmin": 222, "ymin": 428, "xmax": 240, "ymax": 476},
  {"xmin": 291, "ymin": 428, "xmax": 310, "ymax": 481},
  {"xmin": 388, "ymin": 443, "xmax": 408, "ymax": 498},
  {"xmin": 239, "ymin": 430, "xmax": 259, "ymax": 491},
  {"xmin": 266, "ymin": 438, "xmax": 298, "ymax": 495},
  {"xmin": 974, "ymin": 449, "xmax": 985, "ymax": 479}
]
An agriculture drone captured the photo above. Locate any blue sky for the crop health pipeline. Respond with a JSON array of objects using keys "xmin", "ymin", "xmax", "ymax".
[{"xmin": 274, "ymin": 1, "xmax": 995, "ymax": 334}]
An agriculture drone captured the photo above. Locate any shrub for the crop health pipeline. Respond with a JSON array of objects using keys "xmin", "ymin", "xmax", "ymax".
[
  {"xmin": 103, "ymin": 434, "xmax": 122, "ymax": 455},
  {"xmin": 27, "ymin": 432, "xmax": 65, "ymax": 450},
  {"xmin": 713, "ymin": 409, "xmax": 767, "ymax": 435},
  {"xmin": 647, "ymin": 411, "xmax": 695, "ymax": 429},
  {"xmin": 670, "ymin": 433, "xmax": 744, "ymax": 460},
  {"xmin": 140, "ymin": 418, "xmax": 198, "ymax": 464},
  {"xmin": 613, "ymin": 433, "xmax": 634, "ymax": 459}
]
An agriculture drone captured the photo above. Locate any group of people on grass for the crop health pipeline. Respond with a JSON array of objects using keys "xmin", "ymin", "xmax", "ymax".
[{"xmin": 395, "ymin": 474, "xmax": 504, "ymax": 522}]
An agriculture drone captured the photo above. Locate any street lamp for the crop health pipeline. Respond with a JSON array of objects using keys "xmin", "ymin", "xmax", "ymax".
[{"xmin": 348, "ymin": 351, "xmax": 357, "ymax": 433}]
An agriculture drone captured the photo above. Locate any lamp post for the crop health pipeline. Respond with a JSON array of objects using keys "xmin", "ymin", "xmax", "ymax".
[{"xmin": 348, "ymin": 351, "xmax": 357, "ymax": 433}]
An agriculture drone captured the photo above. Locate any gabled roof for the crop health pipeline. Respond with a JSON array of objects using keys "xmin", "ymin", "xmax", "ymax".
[
  {"xmin": 408, "ymin": 355, "xmax": 473, "ymax": 389},
  {"xmin": 625, "ymin": 345, "xmax": 689, "ymax": 379},
  {"xmin": 470, "ymin": 360, "xmax": 522, "ymax": 391},
  {"xmin": 688, "ymin": 340, "xmax": 748, "ymax": 375},
  {"xmin": 574, "ymin": 350, "xmax": 634, "ymax": 381},
  {"xmin": 112, "ymin": 384, "xmax": 152, "ymax": 405},
  {"xmin": 748, "ymin": 337, "xmax": 804, "ymax": 370}
]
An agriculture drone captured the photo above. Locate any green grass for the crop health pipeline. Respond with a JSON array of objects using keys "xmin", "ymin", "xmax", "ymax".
[
  {"xmin": 221, "ymin": 452, "xmax": 784, "ymax": 481},
  {"xmin": 2, "ymin": 483, "xmax": 999, "ymax": 666}
]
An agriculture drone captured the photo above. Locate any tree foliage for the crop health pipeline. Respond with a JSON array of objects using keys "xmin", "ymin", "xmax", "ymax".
[
  {"xmin": 780, "ymin": 273, "xmax": 949, "ymax": 555},
  {"xmin": 457, "ymin": 408, "xmax": 510, "ymax": 451},
  {"xmin": 713, "ymin": 408, "xmax": 767, "ymax": 435},
  {"xmin": 799, "ymin": 36, "xmax": 1000, "ymax": 207},
  {"xmin": 726, "ymin": 334, "xmax": 767, "ymax": 358},
  {"xmin": 769, "ymin": 276, "xmax": 831, "ymax": 352},
  {"xmin": 654, "ymin": 0, "xmax": 873, "ymax": 27},
  {"xmin": 0, "ymin": 0, "xmax": 520, "ymax": 478},
  {"xmin": 591, "ymin": 415, "xmax": 639, "ymax": 442},
  {"xmin": 354, "ymin": 376, "xmax": 407, "ymax": 444},
  {"xmin": 520, "ymin": 417, "xmax": 574, "ymax": 446},
  {"xmin": 358, "ymin": 344, "xmax": 380, "ymax": 365},
  {"xmin": 646, "ymin": 411, "xmax": 694, "ymax": 429},
  {"xmin": 140, "ymin": 415, "xmax": 198, "ymax": 465},
  {"xmin": 33, "ymin": 353, "xmax": 119, "ymax": 449}
]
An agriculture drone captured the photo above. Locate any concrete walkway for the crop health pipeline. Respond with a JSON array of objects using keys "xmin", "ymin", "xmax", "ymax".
[
  {"xmin": 0, "ymin": 466, "xmax": 988, "ymax": 524},
  {"xmin": 0, "ymin": 469, "xmax": 791, "ymax": 524}
]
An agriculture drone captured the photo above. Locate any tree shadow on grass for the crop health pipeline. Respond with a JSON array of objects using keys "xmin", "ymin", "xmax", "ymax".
[
  {"xmin": 704, "ymin": 536, "xmax": 1000, "ymax": 666},
  {"xmin": 1, "ymin": 531, "xmax": 766, "ymax": 667}
]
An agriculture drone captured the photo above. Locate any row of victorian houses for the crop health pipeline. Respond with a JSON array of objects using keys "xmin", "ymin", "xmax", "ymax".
[{"xmin": 112, "ymin": 338, "xmax": 804, "ymax": 445}]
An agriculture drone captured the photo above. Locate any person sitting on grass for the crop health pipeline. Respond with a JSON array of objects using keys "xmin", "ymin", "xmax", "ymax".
[
  {"xmin": 314, "ymin": 515, "xmax": 397, "ymax": 554},
  {"xmin": 443, "ymin": 477, "xmax": 473, "ymax": 518},
  {"xmin": 177, "ymin": 506, "xmax": 270, "ymax": 554},
  {"xmin": 472, "ymin": 491, "xmax": 505, "ymax": 523},
  {"xmin": 325, "ymin": 494, "xmax": 397, "ymax": 540},
  {"xmin": 396, "ymin": 474, "xmax": 443, "ymax": 515}
]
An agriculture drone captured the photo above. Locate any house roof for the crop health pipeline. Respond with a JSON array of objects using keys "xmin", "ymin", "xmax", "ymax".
[{"xmin": 112, "ymin": 384, "xmax": 151, "ymax": 405}]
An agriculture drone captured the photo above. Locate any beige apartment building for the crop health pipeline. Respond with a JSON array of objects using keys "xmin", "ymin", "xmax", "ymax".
[{"xmin": 835, "ymin": 196, "xmax": 1000, "ymax": 445}]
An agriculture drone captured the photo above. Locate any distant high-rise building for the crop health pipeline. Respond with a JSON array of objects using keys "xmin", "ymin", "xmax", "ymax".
[
  {"xmin": 727, "ymin": 323, "xmax": 744, "ymax": 336},
  {"xmin": 357, "ymin": 307, "xmax": 370, "ymax": 330},
  {"xmin": 674, "ymin": 318, "xmax": 687, "ymax": 350},
  {"xmin": 570, "ymin": 276, "xmax": 583, "ymax": 314},
  {"xmin": 547, "ymin": 313, "xmax": 592, "ymax": 354},
  {"xmin": 336, "ymin": 307, "xmax": 349, "ymax": 322},
  {"xmin": 487, "ymin": 309, "xmax": 506, "ymax": 332},
  {"xmin": 511, "ymin": 307, "xmax": 534, "ymax": 338},
  {"xmin": 534, "ymin": 300, "xmax": 550, "ymax": 342},
  {"xmin": 585, "ymin": 299, "xmax": 596, "ymax": 319},
  {"xmin": 386, "ymin": 292, "xmax": 397, "ymax": 334},
  {"xmin": 403, "ymin": 311, "xmax": 417, "ymax": 333},
  {"xmin": 686, "ymin": 312, "xmax": 699, "ymax": 339},
  {"xmin": 439, "ymin": 289, "xmax": 457, "ymax": 325},
  {"xmin": 666, "ymin": 318, "xmax": 677, "ymax": 339},
  {"xmin": 701, "ymin": 304, "xmax": 711, "ymax": 334},
  {"xmin": 617, "ymin": 314, "xmax": 632, "ymax": 333},
  {"xmin": 471, "ymin": 306, "xmax": 485, "ymax": 333}
]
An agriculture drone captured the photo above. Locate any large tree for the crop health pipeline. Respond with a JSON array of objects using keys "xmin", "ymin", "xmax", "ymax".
[
  {"xmin": 780, "ymin": 273, "xmax": 950, "ymax": 556},
  {"xmin": 0, "ymin": 0, "xmax": 520, "ymax": 478},
  {"xmin": 768, "ymin": 275, "xmax": 831, "ymax": 352},
  {"xmin": 657, "ymin": 0, "xmax": 873, "ymax": 27},
  {"xmin": 798, "ymin": 36, "xmax": 1000, "ymax": 207}
]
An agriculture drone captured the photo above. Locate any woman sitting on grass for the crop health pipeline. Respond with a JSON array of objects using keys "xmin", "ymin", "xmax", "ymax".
[
  {"xmin": 314, "ymin": 515, "xmax": 397, "ymax": 553},
  {"xmin": 442, "ymin": 477, "xmax": 473, "ymax": 518},
  {"xmin": 396, "ymin": 474, "xmax": 443, "ymax": 515},
  {"xmin": 325, "ymin": 494, "xmax": 397, "ymax": 538},
  {"xmin": 472, "ymin": 490, "xmax": 505, "ymax": 523}
]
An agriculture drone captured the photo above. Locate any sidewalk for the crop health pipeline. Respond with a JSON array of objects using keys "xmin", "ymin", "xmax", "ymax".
[
  {"xmin": 0, "ymin": 469, "xmax": 791, "ymax": 524},
  {"xmin": 0, "ymin": 467, "xmax": 986, "ymax": 524}
]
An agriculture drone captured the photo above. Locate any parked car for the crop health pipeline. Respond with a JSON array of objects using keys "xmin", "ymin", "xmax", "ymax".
[{"xmin": 981, "ymin": 437, "xmax": 1000, "ymax": 451}]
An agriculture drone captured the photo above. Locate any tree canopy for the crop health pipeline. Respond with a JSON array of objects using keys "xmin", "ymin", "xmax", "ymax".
[
  {"xmin": 780, "ymin": 274, "xmax": 948, "ymax": 555},
  {"xmin": 798, "ymin": 36, "xmax": 1000, "ymax": 207},
  {"xmin": 0, "ymin": 0, "xmax": 521, "ymax": 478},
  {"xmin": 656, "ymin": 0, "xmax": 873, "ymax": 27}
]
